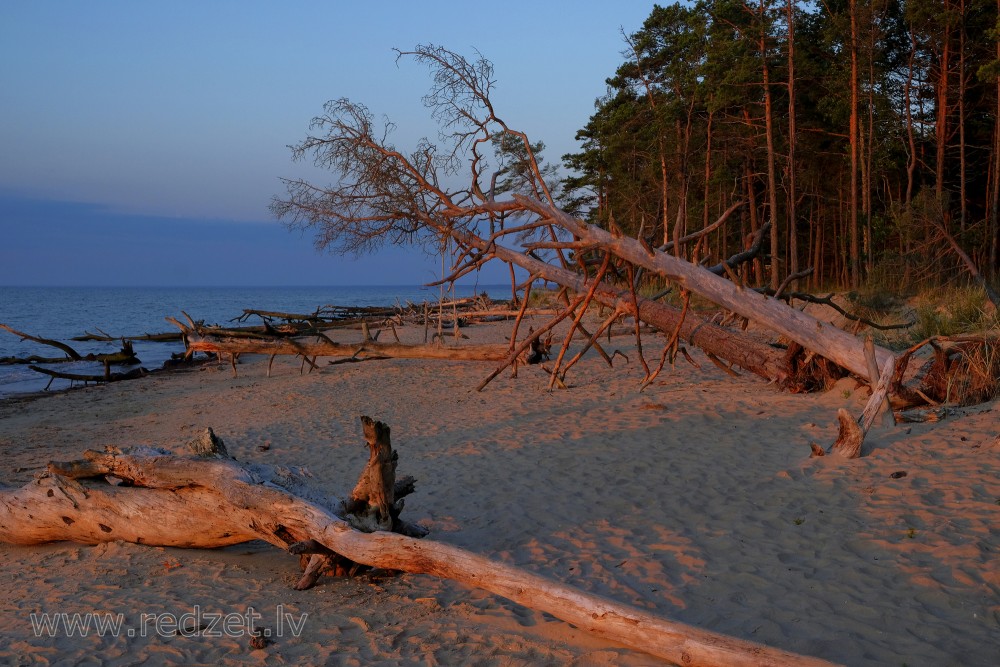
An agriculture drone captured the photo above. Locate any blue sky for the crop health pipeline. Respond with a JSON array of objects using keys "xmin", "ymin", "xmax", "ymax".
[{"xmin": 0, "ymin": 1, "xmax": 657, "ymax": 286}]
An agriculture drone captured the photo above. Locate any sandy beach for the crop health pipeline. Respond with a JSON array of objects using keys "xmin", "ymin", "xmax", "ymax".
[{"xmin": 1, "ymin": 315, "xmax": 998, "ymax": 666}]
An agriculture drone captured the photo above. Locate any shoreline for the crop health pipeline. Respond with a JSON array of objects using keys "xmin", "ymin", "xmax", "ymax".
[{"xmin": 1, "ymin": 317, "xmax": 998, "ymax": 665}]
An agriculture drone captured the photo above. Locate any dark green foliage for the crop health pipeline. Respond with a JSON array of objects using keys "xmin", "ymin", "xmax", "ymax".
[{"xmin": 561, "ymin": 0, "xmax": 1000, "ymax": 291}]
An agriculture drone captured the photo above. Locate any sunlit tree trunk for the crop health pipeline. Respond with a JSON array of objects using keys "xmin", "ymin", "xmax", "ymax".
[
  {"xmin": 622, "ymin": 33, "xmax": 672, "ymax": 249},
  {"xmin": 745, "ymin": 159, "xmax": 764, "ymax": 284},
  {"xmin": 760, "ymin": 0, "xmax": 782, "ymax": 289},
  {"xmin": 905, "ymin": 28, "xmax": 918, "ymax": 208},
  {"xmin": 958, "ymin": 0, "xmax": 967, "ymax": 231},
  {"xmin": 936, "ymin": 10, "xmax": 951, "ymax": 203},
  {"xmin": 863, "ymin": 0, "xmax": 878, "ymax": 275},
  {"xmin": 786, "ymin": 0, "xmax": 799, "ymax": 277},
  {"xmin": 703, "ymin": 109, "xmax": 714, "ymax": 257},
  {"xmin": 849, "ymin": 0, "xmax": 861, "ymax": 287},
  {"xmin": 993, "ymin": 0, "xmax": 1000, "ymax": 279}
]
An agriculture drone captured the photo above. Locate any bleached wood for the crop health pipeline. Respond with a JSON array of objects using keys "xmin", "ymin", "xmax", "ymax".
[
  {"xmin": 512, "ymin": 196, "xmax": 894, "ymax": 382},
  {"xmin": 450, "ymin": 229, "xmax": 792, "ymax": 384},
  {"xmin": 0, "ymin": 427, "xmax": 837, "ymax": 667},
  {"xmin": 179, "ymin": 331, "xmax": 509, "ymax": 363}
]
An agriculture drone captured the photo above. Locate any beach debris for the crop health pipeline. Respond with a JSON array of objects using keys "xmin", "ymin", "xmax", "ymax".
[
  {"xmin": 895, "ymin": 407, "xmax": 949, "ymax": 423},
  {"xmin": 0, "ymin": 323, "xmax": 139, "ymax": 367},
  {"xmin": 166, "ymin": 313, "xmax": 509, "ymax": 379},
  {"xmin": 811, "ymin": 350, "xmax": 897, "ymax": 459},
  {"xmin": 1, "ymin": 418, "xmax": 836, "ymax": 667},
  {"xmin": 265, "ymin": 45, "xmax": 925, "ymax": 461},
  {"xmin": 27, "ymin": 364, "xmax": 147, "ymax": 391}
]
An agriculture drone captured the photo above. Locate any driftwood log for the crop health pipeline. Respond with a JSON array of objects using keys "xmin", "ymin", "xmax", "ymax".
[
  {"xmin": 513, "ymin": 196, "xmax": 897, "ymax": 384},
  {"xmin": 183, "ymin": 335, "xmax": 508, "ymax": 363},
  {"xmin": 452, "ymin": 229, "xmax": 793, "ymax": 384},
  {"xmin": 0, "ymin": 323, "xmax": 140, "ymax": 367},
  {"xmin": 0, "ymin": 419, "xmax": 836, "ymax": 667},
  {"xmin": 28, "ymin": 365, "xmax": 147, "ymax": 389},
  {"xmin": 165, "ymin": 315, "xmax": 509, "ymax": 377}
]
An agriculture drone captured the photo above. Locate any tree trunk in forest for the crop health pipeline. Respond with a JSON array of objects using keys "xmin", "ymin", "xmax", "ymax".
[
  {"xmin": 703, "ymin": 110, "xmax": 714, "ymax": 262},
  {"xmin": 936, "ymin": 14, "xmax": 951, "ymax": 202},
  {"xmin": 761, "ymin": 8, "xmax": 782, "ymax": 290},
  {"xmin": 849, "ymin": 0, "xmax": 861, "ymax": 287},
  {"xmin": 786, "ymin": 0, "xmax": 799, "ymax": 278},
  {"xmin": 0, "ymin": 423, "xmax": 837, "ymax": 667},
  {"xmin": 863, "ymin": 2, "xmax": 879, "ymax": 275},
  {"xmin": 994, "ymin": 0, "xmax": 1000, "ymax": 279},
  {"xmin": 958, "ymin": 0, "xmax": 967, "ymax": 232},
  {"xmin": 905, "ymin": 29, "xmax": 918, "ymax": 208},
  {"xmin": 745, "ymin": 160, "xmax": 764, "ymax": 284}
]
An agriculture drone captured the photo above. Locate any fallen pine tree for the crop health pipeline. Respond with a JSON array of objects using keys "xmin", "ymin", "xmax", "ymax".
[
  {"xmin": 166, "ymin": 314, "xmax": 511, "ymax": 377},
  {"xmin": 0, "ymin": 418, "xmax": 837, "ymax": 667},
  {"xmin": 266, "ymin": 45, "xmax": 912, "ymax": 456}
]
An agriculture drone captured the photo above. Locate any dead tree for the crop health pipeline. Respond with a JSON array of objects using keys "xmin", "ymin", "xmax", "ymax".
[
  {"xmin": 0, "ymin": 419, "xmax": 835, "ymax": 667},
  {"xmin": 269, "ymin": 45, "xmax": 897, "ymax": 453},
  {"xmin": 166, "ymin": 316, "xmax": 509, "ymax": 378},
  {"xmin": 0, "ymin": 323, "xmax": 139, "ymax": 366}
]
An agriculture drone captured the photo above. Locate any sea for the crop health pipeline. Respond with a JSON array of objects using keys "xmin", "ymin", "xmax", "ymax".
[{"xmin": 0, "ymin": 285, "xmax": 504, "ymax": 398}]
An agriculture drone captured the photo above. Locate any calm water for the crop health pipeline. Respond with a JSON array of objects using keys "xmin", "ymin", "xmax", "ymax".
[{"xmin": 0, "ymin": 285, "xmax": 503, "ymax": 397}]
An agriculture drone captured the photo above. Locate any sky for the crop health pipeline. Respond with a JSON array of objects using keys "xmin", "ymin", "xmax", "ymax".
[{"xmin": 0, "ymin": 1, "xmax": 658, "ymax": 286}]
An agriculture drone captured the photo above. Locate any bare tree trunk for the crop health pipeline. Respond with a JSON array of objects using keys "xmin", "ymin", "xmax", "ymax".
[
  {"xmin": 761, "ymin": 10, "xmax": 782, "ymax": 290},
  {"xmin": 786, "ymin": 0, "xmax": 799, "ymax": 278},
  {"xmin": 173, "ymin": 329, "xmax": 510, "ymax": 366},
  {"xmin": 745, "ymin": 160, "xmax": 764, "ymax": 284},
  {"xmin": 864, "ymin": 1, "xmax": 878, "ymax": 275},
  {"xmin": 958, "ymin": 0, "xmax": 967, "ymax": 231},
  {"xmin": 0, "ymin": 425, "xmax": 837, "ymax": 667},
  {"xmin": 450, "ymin": 227, "xmax": 793, "ymax": 383},
  {"xmin": 623, "ymin": 33, "xmax": 671, "ymax": 249},
  {"xmin": 994, "ymin": 0, "xmax": 1000, "ymax": 279},
  {"xmin": 704, "ymin": 111, "xmax": 715, "ymax": 260},
  {"xmin": 513, "ymin": 196, "xmax": 896, "ymax": 382},
  {"xmin": 936, "ymin": 12, "xmax": 951, "ymax": 202},
  {"xmin": 905, "ymin": 29, "xmax": 918, "ymax": 207},
  {"xmin": 849, "ymin": 0, "xmax": 861, "ymax": 287}
]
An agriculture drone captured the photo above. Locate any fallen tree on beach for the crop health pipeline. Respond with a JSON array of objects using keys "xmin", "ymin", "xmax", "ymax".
[
  {"xmin": 167, "ymin": 314, "xmax": 509, "ymax": 378},
  {"xmin": 0, "ymin": 323, "xmax": 139, "ymax": 367},
  {"xmin": 269, "ymin": 44, "xmax": 914, "ymax": 454},
  {"xmin": 0, "ymin": 418, "xmax": 836, "ymax": 666}
]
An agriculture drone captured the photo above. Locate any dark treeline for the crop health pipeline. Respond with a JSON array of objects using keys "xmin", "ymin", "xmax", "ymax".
[{"xmin": 559, "ymin": 0, "xmax": 1000, "ymax": 292}]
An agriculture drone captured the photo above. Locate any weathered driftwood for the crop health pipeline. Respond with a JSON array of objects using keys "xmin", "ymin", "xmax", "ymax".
[
  {"xmin": 513, "ymin": 196, "xmax": 898, "ymax": 384},
  {"xmin": 166, "ymin": 317, "xmax": 509, "ymax": 377},
  {"xmin": 184, "ymin": 334, "xmax": 508, "ymax": 361},
  {"xmin": 502, "ymin": 198, "xmax": 905, "ymax": 456},
  {"xmin": 452, "ymin": 229, "xmax": 793, "ymax": 385},
  {"xmin": 811, "ymin": 356, "xmax": 896, "ymax": 459},
  {"xmin": 0, "ymin": 323, "xmax": 84, "ymax": 360},
  {"xmin": 28, "ymin": 365, "xmax": 147, "ymax": 389},
  {"xmin": 71, "ymin": 331, "xmax": 182, "ymax": 343},
  {"xmin": 0, "ymin": 420, "xmax": 836, "ymax": 667},
  {"xmin": 0, "ymin": 324, "xmax": 139, "ymax": 366}
]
